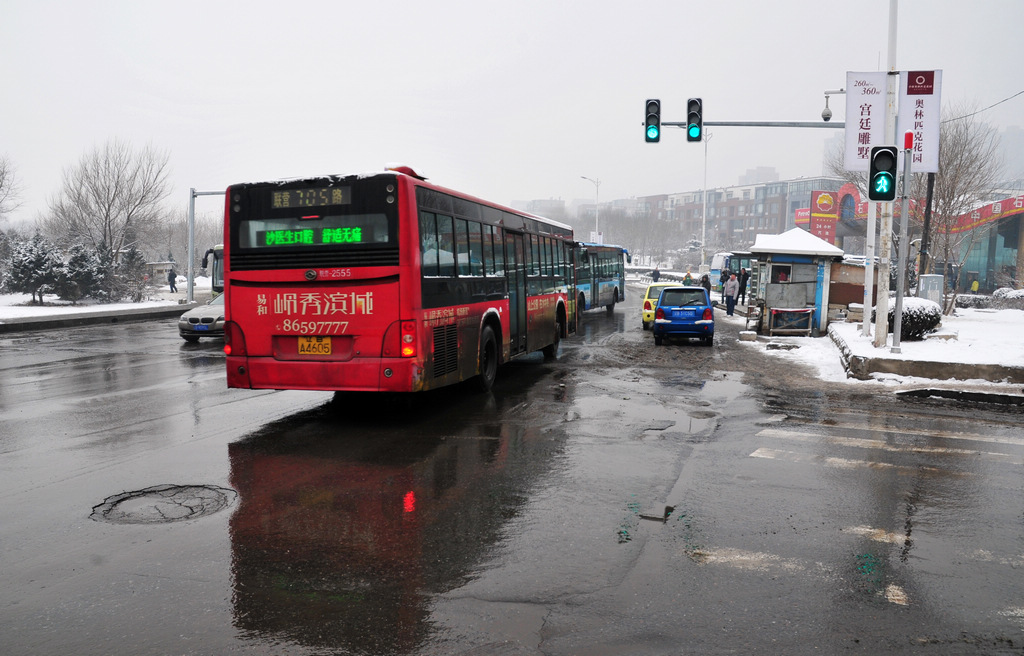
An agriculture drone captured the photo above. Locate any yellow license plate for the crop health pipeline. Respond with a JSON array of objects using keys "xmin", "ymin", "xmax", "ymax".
[{"xmin": 298, "ymin": 336, "xmax": 331, "ymax": 355}]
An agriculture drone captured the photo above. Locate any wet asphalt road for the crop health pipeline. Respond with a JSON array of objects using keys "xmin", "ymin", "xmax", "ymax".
[{"xmin": 2, "ymin": 289, "xmax": 1024, "ymax": 655}]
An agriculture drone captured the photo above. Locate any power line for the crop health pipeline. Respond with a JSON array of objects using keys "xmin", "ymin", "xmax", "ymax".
[{"xmin": 942, "ymin": 89, "xmax": 1024, "ymax": 123}]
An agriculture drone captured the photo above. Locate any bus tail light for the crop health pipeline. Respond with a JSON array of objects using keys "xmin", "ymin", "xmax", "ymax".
[
  {"xmin": 383, "ymin": 320, "xmax": 417, "ymax": 358},
  {"xmin": 400, "ymin": 320, "xmax": 416, "ymax": 358},
  {"xmin": 703, "ymin": 307, "xmax": 713, "ymax": 321},
  {"xmin": 224, "ymin": 321, "xmax": 247, "ymax": 356}
]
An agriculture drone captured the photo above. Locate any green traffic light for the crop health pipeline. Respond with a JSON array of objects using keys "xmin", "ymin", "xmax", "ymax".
[
  {"xmin": 873, "ymin": 173, "xmax": 892, "ymax": 195},
  {"xmin": 647, "ymin": 125, "xmax": 660, "ymax": 140},
  {"xmin": 688, "ymin": 124, "xmax": 701, "ymax": 140}
]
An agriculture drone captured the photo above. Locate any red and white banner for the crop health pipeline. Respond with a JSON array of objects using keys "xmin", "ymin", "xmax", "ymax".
[
  {"xmin": 845, "ymin": 71, "xmax": 888, "ymax": 172},
  {"xmin": 898, "ymin": 70, "xmax": 942, "ymax": 173}
]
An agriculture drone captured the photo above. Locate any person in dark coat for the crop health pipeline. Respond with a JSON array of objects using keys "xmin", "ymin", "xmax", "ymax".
[
  {"xmin": 700, "ymin": 274, "xmax": 712, "ymax": 296},
  {"xmin": 738, "ymin": 267, "xmax": 750, "ymax": 305},
  {"xmin": 168, "ymin": 268, "xmax": 177, "ymax": 293},
  {"xmin": 651, "ymin": 267, "xmax": 660, "ymax": 282}
]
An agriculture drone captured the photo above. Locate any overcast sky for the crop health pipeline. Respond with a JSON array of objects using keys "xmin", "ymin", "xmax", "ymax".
[{"xmin": 2, "ymin": 0, "xmax": 1022, "ymax": 225}]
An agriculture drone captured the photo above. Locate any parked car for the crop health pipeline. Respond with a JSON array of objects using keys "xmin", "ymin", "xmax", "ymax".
[
  {"xmin": 178, "ymin": 294, "xmax": 224, "ymax": 342},
  {"xmin": 641, "ymin": 282, "xmax": 676, "ymax": 330},
  {"xmin": 652, "ymin": 285, "xmax": 714, "ymax": 346}
]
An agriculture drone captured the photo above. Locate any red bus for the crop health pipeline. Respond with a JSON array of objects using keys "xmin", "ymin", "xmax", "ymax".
[{"xmin": 222, "ymin": 167, "xmax": 575, "ymax": 393}]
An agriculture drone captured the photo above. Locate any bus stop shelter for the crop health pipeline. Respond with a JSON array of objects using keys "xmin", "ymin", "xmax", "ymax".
[{"xmin": 748, "ymin": 228, "xmax": 844, "ymax": 336}]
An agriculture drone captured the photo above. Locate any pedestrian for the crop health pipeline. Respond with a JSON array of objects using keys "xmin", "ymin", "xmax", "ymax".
[
  {"xmin": 738, "ymin": 267, "xmax": 750, "ymax": 305},
  {"xmin": 724, "ymin": 273, "xmax": 740, "ymax": 316},
  {"xmin": 971, "ymin": 279, "xmax": 979, "ymax": 294},
  {"xmin": 168, "ymin": 268, "xmax": 177, "ymax": 293},
  {"xmin": 719, "ymin": 268, "xmax": 731, "ymax": 302},
  {"xmin": 651, "ymin": 267, "xmax": 660, "ymax": 282},
  {"xmin": 683, "ymin": 270, "xmax": 694, "ymax": 285},
  {"xmin": 699, "ymin": 273, "xmax": 711, "ymax": 296}
]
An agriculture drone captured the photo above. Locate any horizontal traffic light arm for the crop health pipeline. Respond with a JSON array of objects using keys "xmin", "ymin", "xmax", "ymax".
[{"xmin": 660, "ymin": 120, "xmax": 844, "ymax": 129}]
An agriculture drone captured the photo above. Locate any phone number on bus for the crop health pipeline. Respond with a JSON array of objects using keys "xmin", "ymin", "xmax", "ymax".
[{"xmin": 277, "ymin": 320, "xmax": 349, "ymax": 334}]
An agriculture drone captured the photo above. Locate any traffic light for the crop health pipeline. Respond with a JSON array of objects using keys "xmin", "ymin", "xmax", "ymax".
[
  {"xmin": 686, "ymin": 98, "xmax": 703, "ymax": 142},
  {"xmin": 868, "ymin": 145, "xmax": 898, "ymax": 201},
  {"xmin": 645, "ymin": 99, "xmax": 660, "ymax": 143}
]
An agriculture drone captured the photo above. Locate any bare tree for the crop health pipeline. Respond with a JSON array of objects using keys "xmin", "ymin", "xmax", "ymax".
[
  {"xmin": 42, "ymin": 139, "xmax": 172, "ymax": 262},
  {"xmin": 153, "ymin": 208, "xmax": 224, "ymax": 273},
  {"xmin": 0, "ymin": 155, "xmax": 23, "ymax": 223},
  {"xmin": 920, "ymin": 103, "xmax": 1004, "ymax": 311}
]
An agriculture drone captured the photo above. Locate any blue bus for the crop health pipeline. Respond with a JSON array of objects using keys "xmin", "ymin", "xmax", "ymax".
[
  {"xmin": 574, "ymin": 243, "xmax": 630, "ymax": 316},
  {"xmin": 709, "ymin": 251, "xmax": 755, "ymax": 292}
]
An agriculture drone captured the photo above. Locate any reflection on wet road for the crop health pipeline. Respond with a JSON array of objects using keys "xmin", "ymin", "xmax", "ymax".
[{"xmin": 3, "ymin": 301, "xmax": 1024, "ymax": 654}]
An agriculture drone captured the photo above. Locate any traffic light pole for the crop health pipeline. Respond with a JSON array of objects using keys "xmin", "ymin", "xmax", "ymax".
[{"xmin": 891, "ymin": 134, "xmax": 914, "ymax": 353}]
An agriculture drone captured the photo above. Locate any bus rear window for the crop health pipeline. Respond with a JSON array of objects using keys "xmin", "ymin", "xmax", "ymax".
[{"xmin": 239, "ymin": 213, "xmax": 389, "ymax": 249}]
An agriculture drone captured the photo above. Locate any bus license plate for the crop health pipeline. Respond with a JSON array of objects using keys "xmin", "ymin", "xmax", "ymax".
[{"xmin": 298, "ymin": 336, "xmax": 331, "ymax": 355}]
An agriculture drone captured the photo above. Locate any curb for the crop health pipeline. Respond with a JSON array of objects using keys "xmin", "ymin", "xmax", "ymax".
[
  {"xmin": 0, "ymin": 304, "xmax": 197, "ymax": 334},
  {"xmin": 827, "ymin": 324, "xmax": 1024, "ymax": 385}
]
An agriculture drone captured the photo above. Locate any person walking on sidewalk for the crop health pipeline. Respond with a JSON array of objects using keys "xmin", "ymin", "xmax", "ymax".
[
  {"xmin": 738, "ymin": 267, "xmax": 750, "ymax": 305},
  {"xmin": 724, "ymin": 273, "xmax": 740, "ymax": 316},
  {"xmin": 168, "ymin": 268, "xmax": 178, "ymax": 293}
]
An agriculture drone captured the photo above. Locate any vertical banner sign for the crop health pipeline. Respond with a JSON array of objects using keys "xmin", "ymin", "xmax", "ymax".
[
  {"xmin": 898, "ymin": 70, "xmax": 942, "ymax": 173},
  {"xmin": 810, "ymin": 191, "xmax": 838, "ymax": 244},
  {"xmin": 845, "ymin": 71, "xmax": 888, "ymax": 172}
]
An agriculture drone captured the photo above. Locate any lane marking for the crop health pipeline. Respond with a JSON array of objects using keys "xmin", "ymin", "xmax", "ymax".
[{"xmin": 772, "ymin": 422, "xmax": 1024, "ymax": 448}]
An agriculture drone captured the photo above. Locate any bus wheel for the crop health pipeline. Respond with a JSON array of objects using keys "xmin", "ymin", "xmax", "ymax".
[
  {"xmin": 606, "ymin": 297, "xmax": 616, "ymax": 315},
  {"xmin": 477, "ymin": 326, "xmax": 498, "ymax": 392},
  {"xmin": 542, "ymin": 316, "xmax": 562, "ymax": 359}
]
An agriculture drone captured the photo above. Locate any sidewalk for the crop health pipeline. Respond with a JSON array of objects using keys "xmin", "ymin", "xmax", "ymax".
[{"xmin": 0, "ymin": 287, "xmax": 206, "ymax": 334}]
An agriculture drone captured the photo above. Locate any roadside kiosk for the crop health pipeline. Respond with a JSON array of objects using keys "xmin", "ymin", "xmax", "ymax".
[{"xmin": 748, "ymin": 228, "xmax": 844, "ymax": 336}]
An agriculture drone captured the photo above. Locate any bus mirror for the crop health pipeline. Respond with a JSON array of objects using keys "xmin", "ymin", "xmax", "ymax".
[{"xmin": 626, "ymin": 254, "xmax": 632, "ymax": 264}]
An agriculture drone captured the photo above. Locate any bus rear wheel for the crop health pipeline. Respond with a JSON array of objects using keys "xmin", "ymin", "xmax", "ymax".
[
  {"xmin": 477, "ymin": 326, "xmax": 498, "ymax": 392},
  {"xmin": 542, "ymin": 316, "xmax": 562, "ymax": 359}
]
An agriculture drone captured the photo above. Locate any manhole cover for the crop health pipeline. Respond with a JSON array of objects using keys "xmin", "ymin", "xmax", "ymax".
[{"xmin": 91, "ymin": 484, "xmax": 237, "ymax": 524}]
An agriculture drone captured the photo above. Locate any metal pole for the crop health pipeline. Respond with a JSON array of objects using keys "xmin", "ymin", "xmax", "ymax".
[
  {"xmin": 862, "ymin": 201, "xmax": 876, "ymax": 337},
  {"xmin": 187, "ymin": 188, "xmax": 196, "ymax": 304},
  {"xmin": 701, "ymin": 131, "xmax": 712, "ymax": 268},
  {"xmin": 891, "ymin": 134, "xmax": 913, "ymax": 353},
  {"xmin": 918, "ymin": 172, "xmax": 935, "ymax": 282},
  {"xmin": 187, "ymin": 189, "xmax": 227, "ymax": 304},
  {"xmin": 874, "ymin": 0, "xmax": 900, "ymax": 348},
  {"xmin": 581, "ymin": 176, "xmax": 600, "ymax": 243}
]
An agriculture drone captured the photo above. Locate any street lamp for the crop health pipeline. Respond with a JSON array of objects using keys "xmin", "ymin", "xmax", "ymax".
[{"xmin": 580, "ymin": 176, "xmax": 601, "ymax": 243}]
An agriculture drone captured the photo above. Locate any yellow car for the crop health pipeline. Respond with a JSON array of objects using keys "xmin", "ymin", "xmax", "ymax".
[{"xmin": 641, "ymin": 282, "xmax": 676, "ymax": 330}]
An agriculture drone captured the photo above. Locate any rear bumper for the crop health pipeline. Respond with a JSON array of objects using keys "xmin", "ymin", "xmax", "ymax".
[{"xmin": 226, "ymin": 356, "xmax": 422, "ymax": 392}]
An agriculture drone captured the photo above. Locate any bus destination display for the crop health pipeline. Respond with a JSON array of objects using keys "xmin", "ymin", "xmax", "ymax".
[
  {"xmin": 272, "ymin": 186, "xmax": 351, "ymax": 209},
  {"xmin": 259, "ymin": 227, "xmax": 363, "ymax": 247}
]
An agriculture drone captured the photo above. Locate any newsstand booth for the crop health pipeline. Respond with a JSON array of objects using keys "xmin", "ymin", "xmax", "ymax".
[{"xmin": 748, "ymin": 228, "xmax": 844, "ymax": 336}]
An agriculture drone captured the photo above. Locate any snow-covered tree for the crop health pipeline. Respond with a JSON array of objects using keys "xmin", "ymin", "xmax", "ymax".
[
  {"xmin": 3, "ymin": 234, "xmax": 60, "ymax": 303},
  {"xmin": 52, "ymin": 243, "xmax": 101, "ymax": 303},
  {"xmin": 0, "ymin": 155, "xmax": 22, "ymax": 223}
]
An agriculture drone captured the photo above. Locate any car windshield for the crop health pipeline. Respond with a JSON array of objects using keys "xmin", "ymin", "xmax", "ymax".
[{"xmin": 660, "ymin": 289, "xmax": 706, "ymax": 307}]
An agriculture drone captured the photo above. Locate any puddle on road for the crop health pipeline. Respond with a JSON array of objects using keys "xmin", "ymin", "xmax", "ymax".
[{"xmin": 91, "ymin": 484, "xmax": 237, "ymax": 524}]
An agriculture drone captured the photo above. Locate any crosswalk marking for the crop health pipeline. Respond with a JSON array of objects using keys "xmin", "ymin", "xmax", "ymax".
[
  {"xmin": 757, "ymin": 427, "xmax": 1024, "ymax": 465},
  {"xmin": 750, "ymin": 447, "xmax": 959, "ymax": 475}
]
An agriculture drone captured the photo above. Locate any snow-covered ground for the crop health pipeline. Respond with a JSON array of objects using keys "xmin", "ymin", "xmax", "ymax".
[{"xmin": 726, "ymin": 307, "xmax": 1024, "ymax": 389}]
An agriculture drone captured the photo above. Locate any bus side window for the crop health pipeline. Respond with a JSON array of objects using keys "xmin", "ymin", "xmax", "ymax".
[
  {"xmin": 437, "ymin": 214, "xmax": 455, "ymax": 277},
  {"xmin": 468, "ymin": 221, "xmax": 484, "ymax": 277},
  {"xmin": 530, "ymin": 235, "xmax": 541, "ymax": 276},
  {"xmin": 419, "ymin": 211, "xmax": 439, "ymax": 276},
  {"xmin": 455, "ymin": 219, "xmax": 471, "ymax": 277},
  {"xmin": 483, "ymin": 224, "xmax": 494, "ymax": 276},
  {"xmin": 492, "ymin": 227, "xmax": 505, "ymax": 276}
]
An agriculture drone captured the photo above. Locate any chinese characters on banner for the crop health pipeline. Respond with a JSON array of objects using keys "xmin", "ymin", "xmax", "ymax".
[
  {"xmin": 844, "ymin": 71, "xmax": 887, "ymax": 172},
  {"xmin": 810, "ymin": 192, "xmax": 838, "ymax": 244},
  {"xmin": 898, "ymin": 70, "xmax": 942, "ymax": 173}
]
